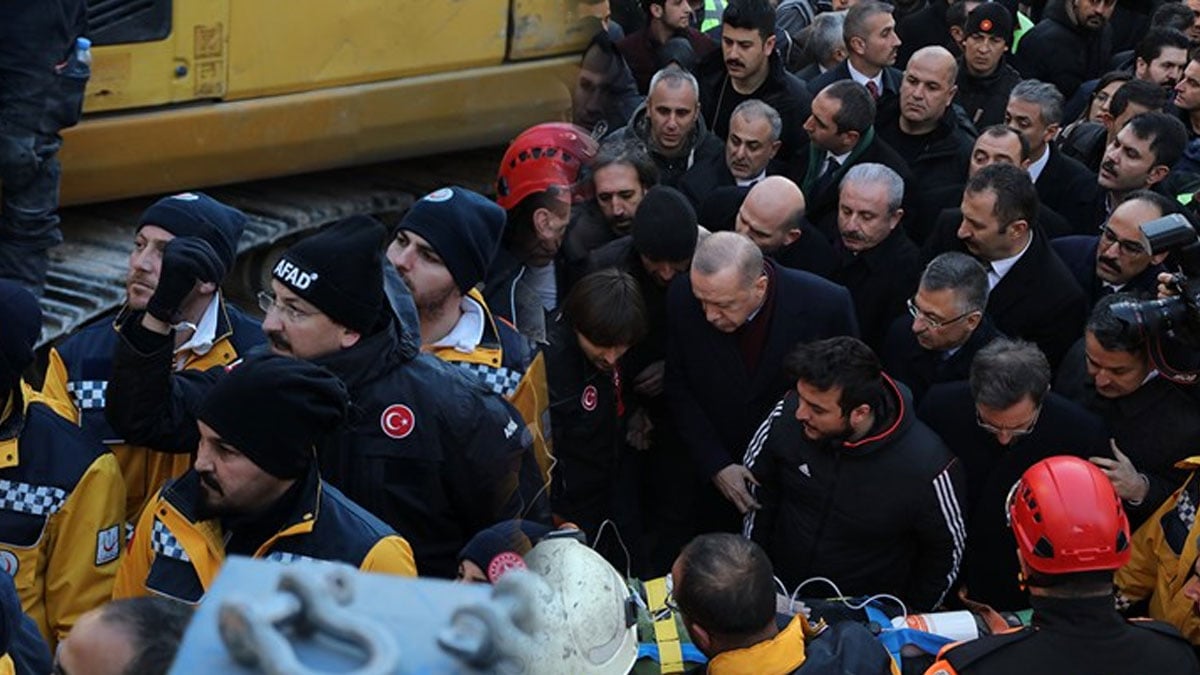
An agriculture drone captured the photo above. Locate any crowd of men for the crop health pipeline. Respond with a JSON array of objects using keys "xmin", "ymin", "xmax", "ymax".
[{"xmin": 6, "ymin": 0, "xmax": 1200, "ymax": 672}]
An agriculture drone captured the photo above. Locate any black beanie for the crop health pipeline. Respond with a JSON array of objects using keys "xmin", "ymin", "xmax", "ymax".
[
  {"xmin": 272, "ymin": 215, "xmax": 386, "ymax": 334},
  {"xmin": 457, "ymin": 519, "xmax": 553, "ymax": 583},
  {"xmin": 965, "ymin": 3, "xmax": 1013, "ymax": 45},
  {"xmin": 139, "ymin": 192, "xmax": 246, "ymax": 279},
  {"xmin": 198, "ymin": 355, "xmax": 349, "ymax": 480},
  {"xmin": 632, "ymin": 186, "xmax": 698, "ymax": 262},
  {"xmin": 0, "ymin": 281, "xmax": 40, "ymax": 391},
  {"xmin": 396, "ymin": 187, "xmax": 506, "ymax": 293}
]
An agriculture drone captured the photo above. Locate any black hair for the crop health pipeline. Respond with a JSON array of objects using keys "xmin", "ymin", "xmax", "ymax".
[
  {"xmin": 674, "ymin": 534, "xmax": 777, "ymax": 639},
  {"xmin": 822, "ymin": 80, "xmax": 876, "ymax": 135},
  {"xmin": 1108, "ymin": 79, "xmax": 1169, "ymax": 119},
  {"xmin": 563, "ymin": 268, "xmax": 648, "ymax": 347},
  {"xmin": 1124, "ymin": 111, "xmax": 1189, "ymax": 168},
  {"xmin": 969, "ymin": 338, "xmax": 1051, "ymax": 409},
  {"xmin": 1087, "ymin": 293, "xmax": 1148, "ymax": 354},
  {"xmin": 785, "ymin": 336, "xmax": 884, "ymax": 415},
  {"xmin": 100, "ymin": 597, "xmax": 193, "ymax": 675},
  {"xmin": 964, "ymin": 163, "xmax": 1039, "ymax": 233},
  {"xmin": 721, "ymin": 0, "xmax": 776, "ymax": 40}
]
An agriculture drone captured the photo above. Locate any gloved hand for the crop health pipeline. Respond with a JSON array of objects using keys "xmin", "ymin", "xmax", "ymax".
[{"xmin": 146, "ymin": 237, "xmax": 223, "ymax": 324}]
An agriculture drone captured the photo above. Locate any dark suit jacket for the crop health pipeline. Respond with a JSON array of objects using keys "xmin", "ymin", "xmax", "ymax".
[
  {"xmin": 1051, "ymin": 235, "xmax": 1164, "ymax": 310},
  {"xmin": 881, "ymin": 315, "xmax": 1001, "ymax": 407},
  {"xmin": 918, "ymin": 384, "xmax": 1111, "ymax": 610},
  {"xmin": 665, "ymin": 261, "xmax": 859, "ymax": 479},
  {"xmin": 790, "ymin": 132, "xmax": 915, "ymax": 242},
  {"xmin": 806, "ymin": 60, "xmax": 903, "ymax": 106},
  {"xmin": 831, "ymin": 227, "xmax": 922, "ymax": 350},
  {"xmin": 1036, "ymin": 146, "xmax": 1103, "ymax": 235},
  {"xmin": 924, "ymin": 219, "xmax": 1087, "ymax": 368}
]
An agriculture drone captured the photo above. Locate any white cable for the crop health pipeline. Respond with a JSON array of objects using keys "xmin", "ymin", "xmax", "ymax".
[
  {"xmin": 592, "ymin": 519, "xmax": 632, "ymax": 579},
  {"xmin": 520, "ymin": 443, "xmax": 557, "ymax": 521},
  {"xmin": 789, "ymin": 576, "xmax": 909, "ymax": 623}
]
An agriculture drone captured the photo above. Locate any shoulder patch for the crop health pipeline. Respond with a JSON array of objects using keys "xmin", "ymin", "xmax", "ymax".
[
  {"xmin": 96, "ymin": 524, "xmax": 121, "ymax": 565},
  {"xmin": 942, "ymin": 627, "xmax": 1036, "ymax": 670}
]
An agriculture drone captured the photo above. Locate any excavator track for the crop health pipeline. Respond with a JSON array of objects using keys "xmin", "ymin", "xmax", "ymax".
[{"xmin": 41, "ymin": 146, "xmax": 505, "ymax": 346}]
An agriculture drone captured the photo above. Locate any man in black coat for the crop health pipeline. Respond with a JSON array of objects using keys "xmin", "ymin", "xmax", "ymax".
[
  {"xmin": 792, "ymin": 80, "xmax": 914, "ymax": 241},
  {"xmin": 617, "ymin": 0, "xmax": 717, "ymax": 93},
  {"xmin": 665, "ymin": 231, "xmax": 858, "ymax": 532},
  {"xmin": 1013, "ymin": 0, "xmax": 1116, "ymax": 99},
  {"xmin": 735, "ymin": 176, "xmax": 837, "ymax": 278},
  {"xmin": 678, "ymin": 98, "xmax": 786, "ymax": 209},
  {"xmin": 1050, "ymin": 189, "xmax": 1172, "ymax": 310},
  {"xmin": 954, "ymin": 3, "xmax": 1021, "ymax": 129},
  {"xmin": 923, "ymin": 163, "xmax": 1087, "ymax": 368},
  {"xmin": 882, "ymin": 251, "xmax": 999, "ymax": 406},
  {"xmin": 696, "ymin": 0, "xmax": 812, "ymax": 160},
  {"xmin": 1006, "ymin": 80, "xmax": 1103, "ymax": 234},
  {"xmin": 919, "ymin": 339, "xmax": 1111, "ymax": 611},
  {"xmin": 807, "ymin": 1, "xmax": 904, "ymax": 106},
  {"xmin": 830, "ymin": 163, "xmax": 921, "ymax": 349}
]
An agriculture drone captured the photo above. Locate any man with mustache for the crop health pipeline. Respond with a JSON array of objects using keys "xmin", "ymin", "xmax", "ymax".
[
  {"xmin": 678, "ymin": 99, "xmax": 786, "ymax": 209},
  {"xmin": 113, "ymin": 355, "xmax": 416, "ymax": 603},
  {"xmin": 1095, "ymin": 112, "xmax": 1187, "ymax": 227},
  {"xmin": 807, "ymin": 1, "xmax": 903, "ymax": 106},
  {"xmin": 696, "ymin": 0, "xmax": 812, "ymax": 160},
  {"xmin": 42, "ymin": 193, "xmax": 263, "ymax": 524},
  {"xmin": 386, "ymin": 186, "xmax": 552, "ymax": 490},
  {"xmin": 1013, "ymin": 0, "xmax": 1117, "ymax": 99},
  {"xmin": 106, "ymin": 216, "xmax": 547, "ymax": 578},
  {"xmin": 830, "ymin": 162, "xmax": 920, "ymax": 350},
  {"xmin": 1050, "ymin": 190, "xmax": 1173, "ymax": 311}
]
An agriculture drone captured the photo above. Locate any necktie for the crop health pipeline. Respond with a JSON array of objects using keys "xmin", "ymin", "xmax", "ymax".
[
  {"xmin": 866, "ymin": 80, "xmax": 880, "ymax": 100},
  {"xmin": 813, "ymin": 157, "xmax": 841, "ymax": 195}
]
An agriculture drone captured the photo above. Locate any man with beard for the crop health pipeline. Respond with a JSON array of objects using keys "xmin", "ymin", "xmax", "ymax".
[
  {"xmin": 1051, "ymin": 190, "xmax": 1173, "ymax": 310},
  {"xmin": 42, "ymin": 193, "xmax": 263, "ymax": 524},
  {"xmin": 734, "ymin": 175, "xmax": 836, "ymax": 277},
  {"xmin": 697, "ymin": 0, "xmax": 812, "ymax": 160},
  {"xmin": 743, "ymin": 336, "xmax": 966, "ymax": 611},
  {"xmin": 679, "ymin": 99, "xmax": 784, "ymax": 208},
  {"xmin": 617, "ymin": 66, "xmax": 725, "ymax": 188},
  {"xmin": 1058, "ymin": 79, "xmax": 1168, "ymax": 175},
  {"xmin": 544, "ymin": 269, "xmax": 647, "ymax": 554},
  {"xmin": 919, "ymin": 339, "xmax": 1110, "ymax": 610},
  {"xmin": 1095, "ymin": 112, "xmax": 1187, "ymax": 227},
  {"xmin": 1013, "ymin": 0, "xmax": 1117, "ymax": 99},
  {"xmin": 563, "ymin": 137, "xmax": 657, "ymax": 282},
  {"xmin": 113, "ymin": 355, "xmax": 416, "ymax": 602},
  {"xmin": 1133, "ymin": 28, "xmax": 1190, "ymax": 92},
  {"xmin": 386, "ymin": 187, "xmax": 553, "ymax": 488},
  {"xmin": 618, "ymin": 0, "xmax": 717, "ymax": 93},
  {"xmin": 106, "ymin": 217, "xmax": 546, "ymax": 578},
  {"xmin": 1173, "ymin": 49, "xmax": 1200, "ymax": 140},
  {"xmin": 882, "ymin": 252, "xmax": 998, "ymax": 406},
  {"xmin": 954, "ymin": 3, "xmax": 1021, "ymax": 129}
]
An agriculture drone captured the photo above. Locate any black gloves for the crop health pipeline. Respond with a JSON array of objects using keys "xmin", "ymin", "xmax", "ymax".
[{"xmin": 146, "ymin": 236, "xmax": 224, "ymax": 323}]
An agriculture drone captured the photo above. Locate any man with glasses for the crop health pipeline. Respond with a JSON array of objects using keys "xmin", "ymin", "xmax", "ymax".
[
  {"xmin": 882, "ymin": 252, "xmax": 999, "ymax": 406},
  {"xmin": 1055, "ymin": 294, "xmax": 1200, "ymax": 529},
  {"xmin": 919, "ymin": 339, "xmax": 1110, "ymax": 610},
  {"xmin": 1052, "ymin": 190, "xmax": 1174, "ymax": 310},
  {"xmin": 105, "ymin": 216, "xmax": 547, "ymax": 578},
  {"xmin": 41, "ymin": 193, "xmax": 263, "ymax": 524}
]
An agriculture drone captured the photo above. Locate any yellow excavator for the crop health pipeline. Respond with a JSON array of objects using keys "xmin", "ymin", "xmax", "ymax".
[{"xmin": 45, "ymin": 0, "xmax": 587, "ymax": 340}]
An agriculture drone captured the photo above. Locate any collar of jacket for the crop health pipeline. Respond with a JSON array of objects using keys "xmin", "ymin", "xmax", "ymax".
[
  {"xmin": 428, "ymin": 288, "xmax": 505, "ymax": 367},
  {"xmin": 627, "ymin": 100, "xmax": 714, "ymax": 160},
  {"xmin": 802, "ymin": 125, "xmax": 876, "ymax": 195},
  {"xmin": 706, "ymin": 615, "xmax": 817, "ymax": 675},
  {"xmin": 0, "ymin": 381, "xmax": 42, "ymax": 469},
  {"xmin": 313, "ymin": 313, "xmax": 409, "ymax": 391},
  {"xmin": 840, "ymin": 373, "xmax": 910, "ymax": 455},
  {"xmin": 113, "ymin": 296, "xmax": 239, "ymax": 360},
  {"xmin": 161, "ymin": 465, "xmax": 324, "ymax": 559}
]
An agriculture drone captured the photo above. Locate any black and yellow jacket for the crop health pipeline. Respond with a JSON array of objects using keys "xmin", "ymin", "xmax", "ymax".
[
  {"xmin": 0, "ymin": 381, "xmax": 125, "ymax": 652},
  {"xmin": 113, "ymin": 465, "xmax": 416, "ymax": 603},
  {"xmin": 41, "ymin": 299, "xmax": 263, "ymax": 523}
]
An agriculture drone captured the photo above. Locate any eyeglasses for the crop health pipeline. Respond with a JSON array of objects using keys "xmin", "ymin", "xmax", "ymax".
[
  {"xmin": 257, "ymin": 290, "xmax": 315, "ymax": 323},
  {"xmin": 1099, "ymin": 225, "xmax": 1148, "ymax": 257},
  {"xmin": 906, "ymin": 297, "xmax": 977, "ymax": 330},
  {"xmin": 976, "ymin": 404, "xmax": 1042, "ymax": 438},
  {"xmin": 652, "ymin": 590, "xmax": 681, "ymax": 622}
]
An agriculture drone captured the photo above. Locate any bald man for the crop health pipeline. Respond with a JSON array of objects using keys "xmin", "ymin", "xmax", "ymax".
[
  {"xmin": 666, "ymin": 231, "xmax": 858, "ymax": 533},
  {"xmin": 735, "ymin": 176, "xmax": 836, "ymax": 278},
  {"xmin": 877, "ymin": 46, "xmax": 976, "ymax": 244}
]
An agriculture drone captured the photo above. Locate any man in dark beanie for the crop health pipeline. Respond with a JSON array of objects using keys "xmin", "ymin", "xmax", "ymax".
[
  {"xmin": 0, "ymin": 280, "xmax": 126, "ymax": 651},
  {"xmin": 42, "ymin": 191, "xmax": 262, "ymax": 524},
  {"xmin": 114, "ymin": 355, "xmax": 416, "ymax": 603},
  {"xmin": 107, "ymin": 214, "xmax": 549, "ymax": 578},
  {"xmin": 387, "ymin": 186, "xmax": 553, "ymax": 488},
  {"xmin": 456, "ymin": 519, "xmax": 554, "ymax": 583},
  {"xmin": 954, "ymin": 3, "xmax": 1021, "ymax": 129}
]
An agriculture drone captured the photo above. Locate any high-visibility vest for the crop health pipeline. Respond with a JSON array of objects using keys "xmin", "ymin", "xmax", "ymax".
[{"xmin": 701, "ymin": 0, "xmax": 726, "ymax": 32}]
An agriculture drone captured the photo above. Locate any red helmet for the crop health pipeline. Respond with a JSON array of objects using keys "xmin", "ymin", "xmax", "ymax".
[
  {"xmin": 1007, "ymin": 455, "xmax": 1131, "ymax": 575},
  {"xmin": 495, "ymin": 123, "xmax": 598, "ymax": 211}
]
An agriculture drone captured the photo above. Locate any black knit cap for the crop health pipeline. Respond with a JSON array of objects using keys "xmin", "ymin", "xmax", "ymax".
[
  {"xmin": 198, "ymin": 355, "xmax": 348, "ymax": 480},
  {"xmin": 458, "ymin": 519, "xmax": 553, "ymax": 583},
  {"xmin": 272, "ymin": 215, "xmax": 386, "ymax": 334},
  {"xmin": 0, "ymin": 281, "xmax": 40, "ymax": 391},
  {"xmin": 139, "ymin": 192, "xmax": 246, "ymax": 280},
  {"xmin": 965, "ymin": 3, "xmax": 1013, "ymax": 45},
  {"xmin": 632, "ymin": 186, "xmax": 699, "ymax": 262},
  {"xmin": 395, "ymin": 187, "xmax": 506, "ymax": 293}
]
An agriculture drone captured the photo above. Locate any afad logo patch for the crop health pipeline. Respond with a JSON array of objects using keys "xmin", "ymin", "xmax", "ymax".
[
  {"xmin": 96, "ymin": 524, "xmax": 121, "ymax": 566},
  {"xmin": 381, "ymin": 404, "xmax": 416, "ymax": 439},
  {"xmin": 272, "ymin": 258, "xmax": 319, "ymax": 290},
  {"xmin": 581, "ymin": 385, "xmax": 598, "ymax": 412}
]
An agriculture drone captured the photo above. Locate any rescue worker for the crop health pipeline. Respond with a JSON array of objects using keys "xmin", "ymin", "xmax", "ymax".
[
  {"xmin": 114, "ymin": 355, "xmax": 417, "ymax": 602},
  {"xmin": 927, "ymin": 456, "xmax": 1200, "ymax": 674},
  {"xmin": 489, "ymin": 123, "xmax": 599, "ymax": 343},
  {"xmin": 106, "ymin": 217, "xmax": 545, "ymax": 579},
  {"xmin": 386, "ymin": 186, "xmax": 553, "ymax": 485},
  {"xmin": 0, "ymin": 280, "xmax": 125, "ymax": 651},
  {"xmin": 546, "ymin": 269, "xmax": 647, "ymax": 554},
  {"xmin": 456, "ymin": 519, "xmax": 554, "ymax": 584},
  {"xmin": 42, "ymin": 192, "xmax": 262, "ymax": 523}
]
